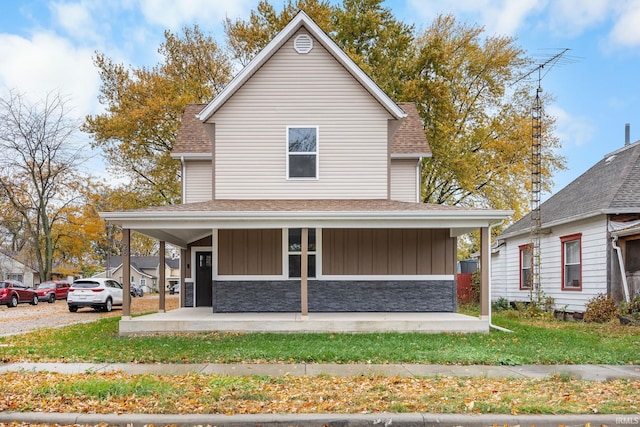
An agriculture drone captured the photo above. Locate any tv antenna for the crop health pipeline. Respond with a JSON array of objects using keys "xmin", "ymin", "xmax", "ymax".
[{"xmin": 517, "ymin": 48, "xmax": 576, "ymax": 301}]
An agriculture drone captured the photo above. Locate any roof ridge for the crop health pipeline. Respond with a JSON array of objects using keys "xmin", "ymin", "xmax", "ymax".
[
  {"xmin": 607, "ymin": 142, "xmax": 640, "ymax": 209},
  {"xmin": 602, "ymin": 139, "xmax": 640, "ymax": 158}
]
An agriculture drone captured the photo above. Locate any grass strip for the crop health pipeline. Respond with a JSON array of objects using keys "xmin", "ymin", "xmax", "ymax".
[
  {"xmin": 1, "ymin": 314, "xmax": 639, "ymax": 365},
  {"xmin": 1, "ymin": 371, "xmax": 638, "ymax": 415}
]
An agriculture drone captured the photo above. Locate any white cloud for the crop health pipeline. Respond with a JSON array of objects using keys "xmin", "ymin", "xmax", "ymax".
[
  {"xmin": 546, "ymin": 0, "xmax": 609, "ymax": 37},
  {"xmin": 50, "ymin": 1, "xmax": 100, "ymax": 43},
  {"xmin": 0, "ymin": 31, "xmax": 101, "ymax": 120},
  {"xmin": 138, "ymin": 0, "xmax": 256, "ymax": 30},
  {"xmin": 609, "ymin": 0, "xmax": 640, "ymax": 48},
  {"xmin": 406, "ymin": 0, "xmax": 541, "ymax": 36},
  {"xmin": 546, "ymin": 104, "xmax": 594, "ymax": 148}
]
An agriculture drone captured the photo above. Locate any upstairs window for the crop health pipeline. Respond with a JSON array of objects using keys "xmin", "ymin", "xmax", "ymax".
[
  {"xmin": 519, "ymin": 244, "xmax": 533, "ymax": 290},
  {"xmin": 287, "ymin": 127, "xmax": 318, "ymax": 179},
  {"xmin": 561, "ymin": 234, "xmax": 582, "ymax": 290}
]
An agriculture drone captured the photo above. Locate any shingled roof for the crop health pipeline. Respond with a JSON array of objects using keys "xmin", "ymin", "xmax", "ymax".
[
  {"xmin": 501, "ymin": 140, "xmax": 640, "ymax": 238},
  {"xmin": 172, "ymin": 102, "xmax": 429, "ymax": 157}
]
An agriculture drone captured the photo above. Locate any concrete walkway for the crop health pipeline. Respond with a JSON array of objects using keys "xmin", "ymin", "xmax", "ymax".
[
  {"xmin": 1, "ymin": 362, "xmax": 639, "ymax": 427},
  {"xmin": 2, "ymin": 361, "xmax": 640, "ymax": 381}
]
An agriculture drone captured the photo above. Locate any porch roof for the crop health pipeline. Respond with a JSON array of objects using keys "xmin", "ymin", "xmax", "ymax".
[{"xmin": 101, "ymin": 199, "xmax": 512, "ymax": 249}]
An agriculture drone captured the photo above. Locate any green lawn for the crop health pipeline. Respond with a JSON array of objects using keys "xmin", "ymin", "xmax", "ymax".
[{"xmin": 2, "ymin": 314, "xmax": 639, "ymax": 365}]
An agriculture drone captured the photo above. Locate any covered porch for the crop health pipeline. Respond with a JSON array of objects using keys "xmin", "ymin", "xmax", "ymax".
[{"xmin": 101, "ymin": 199, "xmax": 511, "ymax": 335}]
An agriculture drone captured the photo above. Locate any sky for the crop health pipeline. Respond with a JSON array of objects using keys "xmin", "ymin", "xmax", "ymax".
[{"xmin": 1, "ymin": 0, "xmax": 640, "ymax": 199}]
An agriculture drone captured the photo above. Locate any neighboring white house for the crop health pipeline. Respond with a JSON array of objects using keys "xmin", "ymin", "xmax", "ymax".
[
  {"xmin": 101, "ymin": 11, "xmax": 512, "ymax": 333},
  {"xmin": 0, "ymin": 249, "xmax": 39, "ymax": 287},
  {"xmin": 94, "ymin": 256, "xmax": 180, "ymax": 292},
  {"xmin": 492, "ymin": 139, "xmax": 640, "ymax": 312}
]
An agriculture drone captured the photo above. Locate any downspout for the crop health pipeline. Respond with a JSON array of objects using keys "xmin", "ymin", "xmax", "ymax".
[
  {"xmin": 180, "ymin": 156, "xmax": 186, "ymax": 201},
  {"xmin": 416, "ymin": 157, "xmax": 422, "ymax": 203},
  {"xmin": 611, "ymin": 235, "xmax": 631, "ymax": 303},
  {"xmin": 488, "ymin": 219, "xmax": 513, "ymax": 332}
]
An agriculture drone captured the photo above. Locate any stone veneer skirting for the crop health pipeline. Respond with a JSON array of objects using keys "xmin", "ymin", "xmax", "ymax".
[{"xmin": 212, "ymin": 280, "xmax": 456, "ymax": 313}]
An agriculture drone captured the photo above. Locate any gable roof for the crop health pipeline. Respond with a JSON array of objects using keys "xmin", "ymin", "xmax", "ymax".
[
  {"xmin": 172, "ymin": 102, "xmax": 430, "ymax": 158},
  {"xmin": 173, "ymin": 103, "xmax": 208, "ymax": 155},
  {"xmin": 501, "ymin": 140, "xmax": 640, "ymax": 238},
  {"xmin": 197, "ymin": 10, "xmax": 406, "ymax": 123},
  {"xmin": 0, "ymin": 249, "xmax": 37, "ymax": 272},
  {"xmin": 104, "ymin": 256, "xmax": 180, "ymax": 272}
]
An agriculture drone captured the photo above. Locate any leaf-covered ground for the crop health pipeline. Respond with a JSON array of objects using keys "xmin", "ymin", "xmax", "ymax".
[{"xmin": 1, "ymin": 371, "xmax": 638, "ymax": 417}]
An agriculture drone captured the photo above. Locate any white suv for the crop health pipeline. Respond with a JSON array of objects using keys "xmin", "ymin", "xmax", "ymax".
[{"xmin": 67, "ymin": 278, "xmax": 124, "ymax": 312}]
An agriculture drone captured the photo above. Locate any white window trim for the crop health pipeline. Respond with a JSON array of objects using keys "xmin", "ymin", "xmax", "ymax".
[
  {"xmin": 286, "ymin": 227, "xmax": 318, "ymax": 279},
  {"xmin": 286, "ymin": 126, "xmax": 319, "ymax": 180}
]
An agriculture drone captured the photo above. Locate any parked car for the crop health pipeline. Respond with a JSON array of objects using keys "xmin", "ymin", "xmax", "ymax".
[
  {"xmin": 169, "ymin": 283, "xmax": 180, "ymax": 294},
  {"xmin": 130, "ymin": 283, "xmax": 144, "ymax": 298},
  {"xmin": 35, "ymin": 280, "xmax": 71, "ymax": 303},
  {"xmin": 0, "ymin": 280, "xmax": 39, "ymax": 307},
  {"xmin": 67, "ymin": 278, "xmax": 123, "ymax": 312}
]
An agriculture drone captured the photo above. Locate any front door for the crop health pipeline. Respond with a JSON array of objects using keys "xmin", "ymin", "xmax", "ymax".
[{"xmin": 195, "ymin": 251, "xmax": 213, "ymax": 307}]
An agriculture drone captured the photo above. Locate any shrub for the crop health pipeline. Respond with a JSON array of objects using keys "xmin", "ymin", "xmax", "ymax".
[
  {"xmin": 470, "ymin": 270, "xmax": 481, "ymax": 304},
  {"xmin": 492, "ymin": 297, "xmax": 510, "ymax": 312},
  {"xmin": 584, "ymin": 294, "xmax": 619, "ymax": 323},
  {"xmin": 621, "ymin": 293, "xmax": 640, "ymax": 315}
]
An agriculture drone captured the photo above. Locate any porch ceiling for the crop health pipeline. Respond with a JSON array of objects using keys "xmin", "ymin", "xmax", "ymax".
[{"xmin": 100, "ymin": 199, "xmax": 513, "ymax": 248}]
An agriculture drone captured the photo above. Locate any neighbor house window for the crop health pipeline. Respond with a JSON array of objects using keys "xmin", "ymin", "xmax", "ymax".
[
  {"xmin": 288, "ymin": 228, "xmax": 316, "ymax": 278},
  {"xmin": 519, "ymin": 244, "xmax": 533, "ymax": 290},
  {"xmin": 561, "ymin": 233, "xmax": 582, "ymax": 290},
  {"xmin": 140, "ymin": 279, "xmax": 146, "ymax": 286},
  {"xmin": 287, "ymin": 127, "xmax": 318, "ymax": 178},
  {"xmin": 6, "ymin": 273, "xmax": 23, "ymax": 282}
]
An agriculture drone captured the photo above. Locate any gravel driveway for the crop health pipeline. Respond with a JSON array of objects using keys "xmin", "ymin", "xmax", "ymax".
[{"xmin": 0, "ymin": 294, "xmax": 179, "ymax": 336}]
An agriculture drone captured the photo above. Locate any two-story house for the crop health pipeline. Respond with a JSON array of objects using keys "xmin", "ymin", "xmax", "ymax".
[{"xmin": 102, "ymin": 11, "xmax": 511, "ymax": 334}]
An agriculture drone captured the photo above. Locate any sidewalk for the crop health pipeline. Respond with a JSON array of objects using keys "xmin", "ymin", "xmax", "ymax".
[
  {"xmin": 2, "ymin": 361, "xmax": 640, "ymax": 381},
  {"xmin": 1, "ymin": 362, "xmax": 638, "ymax": 427}
]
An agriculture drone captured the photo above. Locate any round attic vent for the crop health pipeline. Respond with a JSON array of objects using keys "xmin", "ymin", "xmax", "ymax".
[{"xmin": 294, "ymin": 34, "xmax": 313, "ymax": 54}]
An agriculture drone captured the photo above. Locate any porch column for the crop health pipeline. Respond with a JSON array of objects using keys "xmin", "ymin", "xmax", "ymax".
[
  {"xmin": 480, "ymin": 226, "xmax": 490, "ymax": 318},
  {"xmin": 301, "ymin": 227, "xmax": 308, "ymax": 317},
  {"xmin": 180, "ymin": 248, "xmax": 187, "ymax": 308},
  {"xmin": 122, "ymin": 228, "xmax": 131, "ymax": 319},
  {"xmin": 158, "ymin": 240, "xmax": 166, "ymax": 313}
]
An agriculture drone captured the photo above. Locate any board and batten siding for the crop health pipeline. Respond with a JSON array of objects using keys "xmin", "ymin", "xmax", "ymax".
[
  {"xmin": 323, "ymin": 228, "xmax": 456, "ymax": 276},
  {"xmin": 208, "ymin": 28, "xmax": 392, "ymax": 200},
  {"xmin": 217, "ymin": 229, "xmax": 282, "ymax": 275},
  {"xmin": 390, "ymin": 159, "xmax": 419, "ymax": 202},
  {"xmin": 493, "ymin": 216, "xmax": 608, "ymax": 311},
  {"xmin": 183, "ymin": 160, "xmax": 212, "ymax": 203}
]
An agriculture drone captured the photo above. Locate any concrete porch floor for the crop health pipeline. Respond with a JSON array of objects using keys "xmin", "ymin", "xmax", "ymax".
[{"xmin": 119, "ymin": 308, "xmax": 489, "ymax": 335}]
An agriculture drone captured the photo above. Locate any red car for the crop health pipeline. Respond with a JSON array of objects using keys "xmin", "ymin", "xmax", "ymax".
[
  {"xmin": 35, "ymin": 280, "xmax": 71, "ymax": 303},
  {"xmin": 0, "ymin": 280, "xmax": 39, "ymax": 307}
]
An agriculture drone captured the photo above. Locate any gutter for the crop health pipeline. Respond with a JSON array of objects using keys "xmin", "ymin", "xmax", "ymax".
[
  {"xmin": 611, "ymin": 235, "xmax": 631, "ymax": 303},
  {"xmin": 180, "ymin": 156, "xmax": 185, "ymax": 201},
  {"xmin": 488, "ymin": 219, "xmax": 513, "ymax": 333}
]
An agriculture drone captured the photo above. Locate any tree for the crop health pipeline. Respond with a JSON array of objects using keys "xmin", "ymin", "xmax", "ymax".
[
  {"xmin": 0, "ymin": 91, "xmax": 87, "ymax": 281},
  {"xmin": 224, "ymin": 0, "xmax": 413, "ymax": 98},
  {"xmin": 83, "ymin": 25, "xmax": 233, "ymax": 205},
  {"xmin": 333, "ymin": 0, "xmax": 414, "ymax": 98},
  {"xmin": 224, "ymin": 0, "xmax": 337, "ymax": 66},
  {"xmin": 406, "ymin": 15, "xmax": 565, "ymax": 216}
]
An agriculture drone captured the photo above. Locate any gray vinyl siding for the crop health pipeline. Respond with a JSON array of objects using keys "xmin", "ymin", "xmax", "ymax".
[
  {"xmin": 184, "ymin": 160, "xmax": 212, "ymax": 203},
  {"xmin": 390, "ymin": 159, "xmax": 418, "ymax": 202},
  {"xmin": 209, "ymin": 28, "xmax": 392, "ymax": 199}
]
